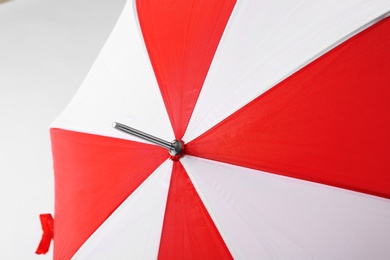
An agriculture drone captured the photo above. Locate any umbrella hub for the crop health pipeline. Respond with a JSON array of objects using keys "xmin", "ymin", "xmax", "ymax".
[{"xmin": 169, "ymin": 139, "xmax": 185, "ymax": 160}]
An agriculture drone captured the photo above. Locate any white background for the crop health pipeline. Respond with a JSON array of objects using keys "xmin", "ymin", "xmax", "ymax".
[{"xmin": 0, "ymin": 0, "xmax": 125, "ymax": 258}]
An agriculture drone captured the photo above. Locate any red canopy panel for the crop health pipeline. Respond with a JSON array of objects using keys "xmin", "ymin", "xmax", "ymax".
[
  {"xmin": 187, "ymin": 16, "xmax": 390, "ymax": 199},
  {"xmin": 158, "ymin": 162, "xmax": 233, "ymax": 259},
  {"xmin": 51, "ymin": 129, "xmax": 168, "ymax": 259},
  {"xmin": 137, "ymin": 0, "xmax": 236, "ymax": 139}
]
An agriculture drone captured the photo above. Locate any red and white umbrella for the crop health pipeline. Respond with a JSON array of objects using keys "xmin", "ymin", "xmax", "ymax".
[{"xmin": 40, "ymin": 0, "xmax": 390, "ymax": 259}]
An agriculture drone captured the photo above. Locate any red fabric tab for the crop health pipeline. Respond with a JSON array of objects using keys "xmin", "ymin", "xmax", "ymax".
[{"xmin": 35, "ymin": 214, "xmax": 54, "ymax": 255}]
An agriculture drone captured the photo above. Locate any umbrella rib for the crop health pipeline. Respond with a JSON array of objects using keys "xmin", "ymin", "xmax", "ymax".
[{"xmin": 112, "ymin": 122, "xmax": 183, "ymax": 156}]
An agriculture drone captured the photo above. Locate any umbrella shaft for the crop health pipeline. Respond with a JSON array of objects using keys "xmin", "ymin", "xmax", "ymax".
[{"xmin": 112, "ymin": 122, "xmax": 172, "ymax": 150}]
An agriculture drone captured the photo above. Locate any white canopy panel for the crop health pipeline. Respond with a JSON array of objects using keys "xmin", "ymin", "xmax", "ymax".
[
  {"xmin": 51, "ymin": 0, "xmax": 174, "ymax": 143},
  {"xmin": 73, "ymin": 160, "xmax": 172, "ymax": 260},
  {"xmin": 184, "ymin": 0, "xmax": 390, "ymax": 142},
  {"xmin": 182, "ymin": 156, "xmax": 390, "ymax": 259}
]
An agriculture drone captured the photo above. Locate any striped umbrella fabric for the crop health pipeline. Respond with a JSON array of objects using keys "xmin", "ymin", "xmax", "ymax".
[{"xmin": 45, "ymin": 0, "xmax": 390, "ymax": 259}]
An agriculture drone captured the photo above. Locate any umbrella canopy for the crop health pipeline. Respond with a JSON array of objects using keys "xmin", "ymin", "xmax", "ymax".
[{"xmin": 45, "ymin": 0, "xmax": 390, "ymax": 259}]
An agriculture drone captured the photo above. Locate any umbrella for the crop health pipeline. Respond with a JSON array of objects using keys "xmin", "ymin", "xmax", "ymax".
[{"xmin": 39, "ymin": 0, "xmax": 390, "ymax": 259}]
